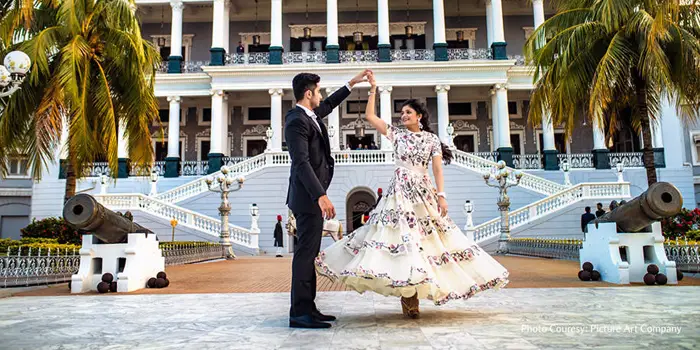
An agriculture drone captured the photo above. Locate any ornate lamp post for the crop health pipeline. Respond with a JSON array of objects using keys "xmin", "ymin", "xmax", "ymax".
[
  {"xmin": 264, "ymin": 126, "xmax": 273, "ymax": 152},
  {"xmin": 328, "ymin": 125, "xmax": 336, "ymax": 150},
  {"xmin": 483, "ymin": 160, "xmax": 523, "ymax": 254},
  {"xmin": 0, "ymin": 51, "xmax": 31, "ymax": 102},
  {"xmin": 463, "ymin": 200, "xmax": 474, "ymax": 231},
  {"xmin": 249, "ymin": 203, "xmax": 260, "ymax": 233},
  {"xmin": 446, "ymin": 122, "xmax": 456, "ymax": 149},
  {"xmin": 149, "ymin": 171, "xmax": 159, "ymax": 196},
  {"xmin": 561, "ymin": 160, "xmax": 572, "ymax": 186},
  {"xmin": 205, "ymin": 166, "xmax": 245, "ymax": 259},
  {"xmin": 615, "ymin": 162, "xmax": 625, "ymax": 183}
]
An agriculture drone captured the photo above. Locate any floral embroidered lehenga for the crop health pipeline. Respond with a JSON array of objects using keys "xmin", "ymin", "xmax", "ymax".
[{"xmin": 315, "ymin": 124, "xmax": 509, "ymax": 306}]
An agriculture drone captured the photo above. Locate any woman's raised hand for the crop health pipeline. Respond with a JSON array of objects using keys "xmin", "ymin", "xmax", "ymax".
[{"xmin": 368, "ymin": 71, "xmax": 377, "ymax": 88}]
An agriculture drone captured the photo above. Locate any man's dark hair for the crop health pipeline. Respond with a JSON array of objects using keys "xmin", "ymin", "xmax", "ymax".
[
  {"xmin": 585, "ymin": 207, "xmax": 591, "ymax": 212},
  {"xmin": 597, "ymin": 202, "xmax": 603, "ymax": 208},
  {"xmin": 293, "ymin": 73, "xmax": 321, "ymax": 101}
]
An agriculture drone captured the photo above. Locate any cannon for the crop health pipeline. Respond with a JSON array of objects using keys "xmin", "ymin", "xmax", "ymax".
[
  {"xmin": 581, "ymin": 182, "xmax": 682, "ymax": 285},
  {"xmin": 594, "ymin": 182, "xmax": 683, "ymax": 233},
  {"xmin": 63, "ymin": 193, "xmax": 153, "ymax": 244}
]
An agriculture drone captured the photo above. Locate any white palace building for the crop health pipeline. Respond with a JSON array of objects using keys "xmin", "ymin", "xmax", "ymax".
[{"xmin": 1, "ymin": 0, "xmax": 698, "ymax": 255}]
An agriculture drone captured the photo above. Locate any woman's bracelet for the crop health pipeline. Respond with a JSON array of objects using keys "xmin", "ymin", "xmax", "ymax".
[{"xmin": 368, "ymin": 89, "xmax": 377, "ymax": 95}]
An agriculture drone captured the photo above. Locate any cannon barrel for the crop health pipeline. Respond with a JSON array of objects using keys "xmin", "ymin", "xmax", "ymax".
[
  {"xmin": 63, "ymin": 194, "xmax": 153, "ymax": 243},
  {"xmin": 595, "ymin": 182, "xmax": 683, "ymax": 233}
]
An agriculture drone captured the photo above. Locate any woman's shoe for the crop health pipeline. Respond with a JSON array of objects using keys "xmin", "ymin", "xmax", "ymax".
[{"xmin": 400, "ymin": 294, "xmax": 420, "ymax": 319}]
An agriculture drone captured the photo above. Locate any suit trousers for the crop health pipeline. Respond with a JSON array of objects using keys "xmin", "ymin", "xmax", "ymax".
[{"xmin": 289, "ymin": 210, "xmax": 324, "ymax": 317}]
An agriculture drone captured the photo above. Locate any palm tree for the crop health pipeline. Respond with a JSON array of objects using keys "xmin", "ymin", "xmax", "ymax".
[
  {"xmin": 0, "ymin": 0, "xmax": 160, "ymax": 202},
  {"xmin": 525, "ymin": 0, "xmax": 700, "ymax": 185}
]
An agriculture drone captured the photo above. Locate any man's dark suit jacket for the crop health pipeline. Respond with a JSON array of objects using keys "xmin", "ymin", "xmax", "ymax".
[
  {"xmin": 581, "ymin": 212, "xmax": 596, "ymax": 233},
  {"xmin": 285, "ymin": 86, "xmax": 351, "ymax": 214}
]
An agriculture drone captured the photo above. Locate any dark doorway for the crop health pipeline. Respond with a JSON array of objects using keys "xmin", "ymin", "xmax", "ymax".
[{"xmin": 346, "ymin": 134, "xmax": 375, "ymax": 150}]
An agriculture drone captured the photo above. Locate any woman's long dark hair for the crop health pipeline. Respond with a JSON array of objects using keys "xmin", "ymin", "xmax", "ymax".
[{"xmin": 401, "ymin": 99, "xmax": 453, "ymax": 164}]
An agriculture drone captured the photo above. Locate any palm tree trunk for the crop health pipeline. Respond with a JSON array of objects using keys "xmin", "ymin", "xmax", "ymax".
[
  {"xmin": 634, "ymin": 70, "xmax": 657, "ymax": 185},
  {"xmin": 64, "ymin": 160, "xmax": 77, "ymax": 204}
]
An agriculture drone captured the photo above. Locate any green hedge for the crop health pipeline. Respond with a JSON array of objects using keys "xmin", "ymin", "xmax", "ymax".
[
  {"xmin": 21, "ymin": 217, "xmax": 85, "ymax": 245},
  {"xmin": 0, "ymin": 238, "xmax": 80, "ymax": 256},
  {"xmin": 0, "ymin": 238, "xmax": 220, "ymax": 256}
]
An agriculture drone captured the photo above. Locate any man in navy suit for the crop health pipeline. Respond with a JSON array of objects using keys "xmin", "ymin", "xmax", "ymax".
[{"xmin": 285, "ymin": 70, "xmax": 369, "ymax": 329}]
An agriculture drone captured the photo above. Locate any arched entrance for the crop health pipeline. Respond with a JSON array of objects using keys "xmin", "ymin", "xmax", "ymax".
[{"xmin": 345, "ymin": 187, "xmax": 377, "ymax": 233}]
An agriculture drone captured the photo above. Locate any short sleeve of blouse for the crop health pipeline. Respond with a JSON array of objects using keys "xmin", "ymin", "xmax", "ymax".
[
  {"xmin": 431, "ymin": 135, "xmax": 443, "ymax": 158},
  {"xmin": 386, "ymin": 123, "xmax": 400, "ymax": 142}
]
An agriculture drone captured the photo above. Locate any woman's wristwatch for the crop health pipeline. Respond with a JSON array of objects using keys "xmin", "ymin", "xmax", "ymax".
[{"xmin": 437, "ymin": 192, "xmax": 447, "ymax": 199}]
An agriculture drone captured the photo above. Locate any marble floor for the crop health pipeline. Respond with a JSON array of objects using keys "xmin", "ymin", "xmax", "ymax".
[{"xmin": 0, "ymin": 287, "xmax": 699, "ymax": 350}]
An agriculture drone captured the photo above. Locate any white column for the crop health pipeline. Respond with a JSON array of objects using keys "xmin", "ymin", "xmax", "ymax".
[
  {"xmin": 167, "ymin": 96, "xmax": 181, "ymax": 158},
  {"xmin": 494, "ymin": 84, "xmax": 511, "ymax": 149},
  {"xmin": 117, "ymin": 119, "xmax": 128, "ymax": 159},
  {"xmin": 221, "ymin": 94, "xmax": 229, "ymax": 156},
  {"xmin": 660, "ymin": 98, "xmax": 683, "ymax": 168},
  {"xmin": 533, "ymin": 0, "xmax": 545, "ymax": 28},
  {"xmin": 269, "ymin": 89, "xmax": 283, "ymax": 152},
  {"xmin": 210, "ymin": 90, "xmax": 224, "ymax": 155},
  {"xmin": 592, "ymin": 117, "xmax": 606, "ymax": 150},
  {"xmin": 542, "ymin": 115, "xmax": 556, "ymax": 151},
  {"xmin": 490, "ymin": 89, "xmax": 499, "ymax": 150},
  {"xmin": 60, "ymin": 116, "xmax": 69, "ymax": 159},
  {"xmin": 379, "ymin": 86, "xmax": 393, "ymax": 151},
  {"xmin": 486, "ymin": 1, "xmax": 493, "ymax": 47},
  {"xmin": 326, "ymin": 87, "xmax": 341, "ymax": 150},
  {"xmin": 378, "ymin": 0, "xmax": 390, "ymax": 47},
  {"xmin": 169, "ymin": 0, "xmax": 184, "ymax": 58},
  {"xmin": 490, "ymin": 0, "xmax": 505, "ymax": 43},
  {"xmin": 435, "ymin": 85, "xmax": 450, "ymax": 143},
  {"xmin": 326, "ymin": 0, "xmax": 338, "ymax": 47},
  {"xmin": 270, "ymin": 0, "xmax": 283, "ymax": 48},
  {"xmin": 651, "ymin": 118, "xmax": 664, "ymax": 148},
  {"xmin": 211, "ymin": 0, "xmax": 226, "ymax": 49},
  {"xmin": 223, "ymin": 0, "xmax": 230, "ymax": 53},
  {"xmin": 432, "ymin": 0, "xmax": 447, "ymax": 45}
]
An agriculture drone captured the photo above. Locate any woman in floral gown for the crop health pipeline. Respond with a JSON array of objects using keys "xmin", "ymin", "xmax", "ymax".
[{"xmin": 315, "ymin": 72, "xmax": 509, "ymax": 318}]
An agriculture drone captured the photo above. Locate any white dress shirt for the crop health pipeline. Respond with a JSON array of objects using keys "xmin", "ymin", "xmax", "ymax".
[{"xmin": 296, "ymin": 83, "xmax": 353, "ymax": 132}]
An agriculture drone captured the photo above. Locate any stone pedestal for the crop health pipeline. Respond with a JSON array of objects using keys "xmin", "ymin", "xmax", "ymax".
[
  {"xmin": 491, "ymin": 42, "xmax": 507, "ymax": 60},
  {"xmin": 165, "ymin": 157, "xmax": 180, "ymax": 178},
  {"xmin": 208, "ymin": 153, "xmax": 224, "ymax": 173},
  {"xmin": 592, "ymin": 149, "xmax": 611, "ymax": 169},
  {"xmin": 71, "ymin": 233, "xmax": 165, "ymax": 293},
  {"xmin": 433, "ymin": 43, "xmax": 448, "ymax": 61},
  {"xmin": 326, "ymin": 45, "xmax": 339, "ymax": 63},
  {"xmin": 378, "ymin": 44, "xmax": 391, "ymax": 62},
  {"xmin": 117, "ymin": 158, "xmax": 129, "ymax": 178},
  {"xmin": 269, "ymin": 47, "xmax": 283, "ymax": 64},
  {"xmin": 543, "ymin": 150, "xmax": 559, "ymax": 171},
  {"xmin": 497, "ymin": 147, "xmax": 514, "ymax": 167},
  {"xmin": 209, "ymin": 48, "xmax": 225, "ymax": 66},
  {"xmin": 580, "ymin": 222, "xmax": 677, "ymax": 285},
  {"xmin": 167, "ymin": 56, "xmax": 182, "ymax": 73}
]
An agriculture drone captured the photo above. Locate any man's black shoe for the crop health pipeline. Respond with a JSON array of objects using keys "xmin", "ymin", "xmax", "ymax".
[
  {"xmin": 289, "ymin": 315, "xmax": 332, "ymax": 329},
  {"xmin": 312, "ymin": 310, "xmax": 337, "ymax": 322}
]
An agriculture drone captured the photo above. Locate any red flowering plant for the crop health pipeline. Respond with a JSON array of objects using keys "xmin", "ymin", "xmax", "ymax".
[
  {"xmin": 661, "ymin": 208, "xmax": 700, "ymax": 240},
  {"xmin": 20, "ymin": 217, "xmax": 85, "ymax": 245}
]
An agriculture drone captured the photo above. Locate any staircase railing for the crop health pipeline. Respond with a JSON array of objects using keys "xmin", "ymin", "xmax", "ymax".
[
  {"xmin": 471, "ymin": 182, "xmax": 631, "ymax": 243},
  {"xmin": 155, "ymin": 153, "xmax": 269, "ymax": 204},
  {"xmin": 451, "ymin": 150, "xmax": 568, "ymax": 196},
  {"xmin": 93, "ymin": 194, "xmax": 258, "ymax": 249},
  {"xmin": 154, "ymin": 150, "xmax": 569, "ymax": 205}
]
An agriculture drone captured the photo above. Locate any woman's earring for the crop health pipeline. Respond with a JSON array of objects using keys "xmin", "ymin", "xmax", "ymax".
[{"xmin": 419, "ymin": 123, "xmax": 423, "ymax": 130}]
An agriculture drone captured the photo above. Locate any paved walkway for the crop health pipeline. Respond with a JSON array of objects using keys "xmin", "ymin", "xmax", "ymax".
[
  {"xmin": 17, "ymin": 256, "xmax": 700, "ymax": 297},
  {"xmin": 1, "ymin": 286, "xmax": 699, "ymax": 349}
]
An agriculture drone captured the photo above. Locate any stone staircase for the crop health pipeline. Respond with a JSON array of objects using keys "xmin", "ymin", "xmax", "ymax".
[{"xmin": 90, "ymin": 150, "xmax": 631, "ymax": 253}]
